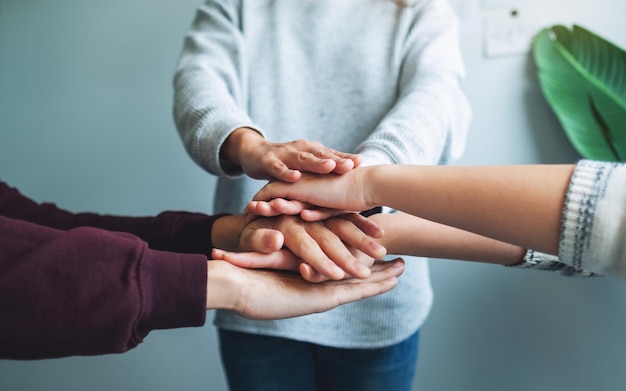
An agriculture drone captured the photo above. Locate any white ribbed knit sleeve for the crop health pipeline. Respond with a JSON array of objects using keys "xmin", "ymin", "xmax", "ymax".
[{"xmin": 559, "ymin": 160, "xmax": 626, "ymax": 276}]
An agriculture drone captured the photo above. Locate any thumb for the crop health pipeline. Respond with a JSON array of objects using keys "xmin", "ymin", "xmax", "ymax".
[{"xmin": 248, "ymin": 228, "xmax": 285, "ymax": 253}]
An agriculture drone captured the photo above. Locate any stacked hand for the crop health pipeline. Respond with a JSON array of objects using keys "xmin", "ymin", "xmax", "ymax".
[
  {"xmin": 222, "ymin": 128, "xmax": 361, "ymax": 182},
  {"xmin": 216, "ymin": 130, "xmax": 391, "ymax": 283},
  {"xmin": 206, "ymin": 259, "xmax": 405, "ymax": 320}
]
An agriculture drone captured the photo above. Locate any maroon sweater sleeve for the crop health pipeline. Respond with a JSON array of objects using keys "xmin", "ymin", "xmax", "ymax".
[
  {"xmin": 0, "ymin": 181, "xmax": 222, "ymax": 360},
  {"xmin": 0, "ymin": 181, "xmax": 221, "ymax": 257}
]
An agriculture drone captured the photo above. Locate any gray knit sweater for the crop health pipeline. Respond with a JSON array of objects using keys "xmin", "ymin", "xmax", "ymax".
[{"xmin": 173, "ymin": 0, "xmax": 470, "ymax": 348}]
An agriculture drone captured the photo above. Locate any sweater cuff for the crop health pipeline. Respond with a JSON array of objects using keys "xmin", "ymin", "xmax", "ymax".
[
  {"xmin": 139, "ymin": 249, "xmax": 207, "ymax": 332},
  {"xmin": 559, "ymin": 160, "xmax": 614, "ymax": 273},
  {"xmin": 357, "ymin": 148, "xmax": 394, "ymax": 167},
  {"xmin": 197, "ymin": 111, "xmax": 264, "ymax": 178}
]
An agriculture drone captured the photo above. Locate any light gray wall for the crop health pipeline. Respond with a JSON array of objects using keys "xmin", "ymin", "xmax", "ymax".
[{"xmin": 0, "ymin": 0, "xmax": 625, "ymax": 390}]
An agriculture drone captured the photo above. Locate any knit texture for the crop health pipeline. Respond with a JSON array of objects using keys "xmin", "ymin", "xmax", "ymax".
[
  {"xmin": 173, "ymin": 0, "xmax": 470, "ymax": 348},
  {"xmin": 560, "ymin": 160, "xmax": 626, "ymax": 276}
]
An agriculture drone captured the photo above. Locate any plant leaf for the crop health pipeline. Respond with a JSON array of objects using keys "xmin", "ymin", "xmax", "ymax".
[{"xmin": 533, "ymin": 24, "xmax": 626, "ymax": 162}]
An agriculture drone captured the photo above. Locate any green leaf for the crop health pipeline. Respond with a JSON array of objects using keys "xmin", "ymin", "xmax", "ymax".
[{"xmin": 533, "ymin": 25, "xmax": 626, "ymax": 162}]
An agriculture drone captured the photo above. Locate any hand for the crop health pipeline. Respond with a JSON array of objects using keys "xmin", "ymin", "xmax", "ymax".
[
  {"xmin": 205, "ymin": 259, "xmax": 405, "ymax": 320},
  {"xmin": 247, "ymin": 168, "xmax": 375, "ymax": 220},
  {"xmin": 235, "ymin": 213, "xmax": 386, "ymax": 281},
  {"xmin": 222, "ymin": 128, "xmax": 362, "ymax": 182},
  {"xmin": 213, "ymin": 241, "xmax": 381, "ymax": 282}
]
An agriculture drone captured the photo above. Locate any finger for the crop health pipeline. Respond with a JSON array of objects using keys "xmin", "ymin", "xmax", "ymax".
[
  {"xmin": 311, "ymin": 219, "xmax": 370, "ymax": 278},
  {"xmin": 304, "ymin": 222, "xmax": 371, "ymax": 279},
  {"xmin": 325, "ymin": 217, "xmax": 386, "ymax": 261},
  {"xmin": 319, "ymin": 259, "xmax": 405, "ymax": 295},
  {"xmin": 211, "ymin": 248, "xmax": 301, "ymax": 271},
  {"xmin": 252, "ymin": 181, "xmax": 294, "ymax": 202},
  {"xmin": 274, "ymin": 147, "xmax": 337, "ymax": 174},
  {"xmin": 245, "ymin": 199, "xmax": 310, "ymax": 217},
  {"xmin": 313, "ymin": 148, "xmax": 362, "ymax": 174},
  {"xmin": 283, "ymin": 223, "xmax": 346, "ymax": 280},
  {"xmin": 299, "ymin": 263, "xmax": 331, "ymax": 283},
  {"xmin": 263, "ymin": 156, "xmax": 302, "ymax": 182},
  {"xmin": 350, "ymin": 154, "xmax": 363, "ymax": 169},
  {"xmin": 331, "ymin": 160, "xmax": 355, "ymax": 175},
  {"xmin": 341, "ymin": 213, "xmax": 385, "ymax": 238},
  {"xmin": 247, "ymin": 228, "xmax": 285, "ymax": 253},
  {"xmin": 269, "ymin": 198, "xmax": 311, "ymax": 215},
  {"xmin": 339, "ymin": 258, "xmax": 405, "ymax": 284},
  {"xmin": 245, "ymin": 201, "xmax": 284, "ymax": 217},
  {"xmin": 293, "ymin": 152, "xmax": 337, "ymax": 174},
  {"xmin": 324, "ymin": 148, "xmax": 361, "ymax": 163},
  {"xmin": 300, "ymin": 208, "xmax": 344, "ymax": 221}
]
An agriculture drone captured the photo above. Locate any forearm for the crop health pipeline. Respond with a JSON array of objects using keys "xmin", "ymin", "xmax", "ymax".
[
  {"xmin": 369, "ymin": 164, "xmax": 576, "ymax": 255},
  {"xmin": 0, "ymin": 217, "xmax": 207, "ymax": 359},
  {"xmin": 0, "ymin": 181, "xmax": 220, "ymax": 256},
  {"xmin": 370, "ymin": 213, "xmax": 524, "ymax": 265}
]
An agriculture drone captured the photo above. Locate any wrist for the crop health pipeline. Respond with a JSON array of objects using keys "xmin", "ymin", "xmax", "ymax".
[
  {"xmin": 211, "ymin": 214, "xmax": 245, "ymax": 252},
  {"xmin": 222, "ymin": 127, "xmax": 264, "ymax": 166},
  {"xmin": 363, "ymin": 165, "xmax": 384, "ymax": 208},
  {"xmin": 206, "ymin": 261, "xmax": 240, "ymax": 311}
]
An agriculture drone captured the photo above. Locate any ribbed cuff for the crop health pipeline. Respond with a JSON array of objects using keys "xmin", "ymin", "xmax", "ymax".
[
  {"xmin": 197, "ymin": 110, "xmax": 264, "ymax": 178},
  {"xmin": 559, "ymin": 160, "xmax": 610, "ymax": 270},
  {"xmin": 139, "ymin": 249, "xmax": 207, "ymax": 332}
]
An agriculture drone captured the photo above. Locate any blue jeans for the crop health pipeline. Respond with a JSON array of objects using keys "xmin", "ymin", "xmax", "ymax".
[{"xmin": 218, "ymin": 329, "xmax": 419, "ymax": 391}]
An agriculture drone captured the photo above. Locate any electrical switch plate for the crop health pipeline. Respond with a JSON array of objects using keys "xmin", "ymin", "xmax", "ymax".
[{"xmin": 482, "ymin": 7, "xmax": 544, "ymax": 58}]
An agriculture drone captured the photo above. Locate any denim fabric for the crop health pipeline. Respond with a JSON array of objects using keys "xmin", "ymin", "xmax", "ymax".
[{"xmin": 218, "ymin": 329, "xmax": 419, "ymax": 391}]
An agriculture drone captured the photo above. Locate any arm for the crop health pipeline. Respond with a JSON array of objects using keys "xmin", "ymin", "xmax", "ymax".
[
  {"xmin": 0, "ymin": 216, "xmax": 208, "ymax": 360},
  {"xmin": 355, "ymin": 0, "xmax": 470, "ymax": 166},
  {"xmin": 368, "ymin": 213, "xmax": 525, "ymax": 266},
  {"xmin": 214, "ymin": 212, "xmax": 525, "ymax": 272},
  {"xmin": 173, "ymin": 2, "xmax": 358, "ymax": 181},
  {"xmin": 251, "ymin": 161, "xmax": 626, "ymax": 276},
  {"xmin": 367, "ymin": 164, "xmax": 572, "ymax": 256},
  {"xmin": 0, "ymin": 180, "xmax": 220, "ymax": 256},
  {"xmin": 0, "ymin": 215, "xmax": 403, "ymax": 360},
  {"xmin": 250, "ymin": 164, "xmax": 573, "ymax": 256},
  {"xmin": 0, "ymin": 179, "xmax": 385, "ymax": 281}
]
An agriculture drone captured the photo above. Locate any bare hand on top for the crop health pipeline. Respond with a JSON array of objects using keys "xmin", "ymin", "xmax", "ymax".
[{"xmin": 222, "ymin": 128, "xmax": 362, "ymax": 182}]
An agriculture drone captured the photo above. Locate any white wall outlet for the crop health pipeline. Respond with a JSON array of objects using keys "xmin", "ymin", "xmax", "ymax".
[{"xmin": 482, "ymin": 7, "xmax": 544, "ymax": 58}]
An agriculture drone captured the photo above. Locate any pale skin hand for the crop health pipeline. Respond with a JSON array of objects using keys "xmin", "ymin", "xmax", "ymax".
[
  {"xmin": 248, "ymin": 164, "xmax": 577, "ymax": 256},
  {"xmin": 211, "ymin": 213, "xmax": 386, "ymax": 281},
  {"xmin": 221, "ymin": 128, "xmax": 362, "ymax": 182},
  {"xmin": 205, "ymin": 259, "xmax": 405, "ymax": 320},
  {"xmin": 245, "ymin": 168, "xmax": 370, "ymax": 220}
]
